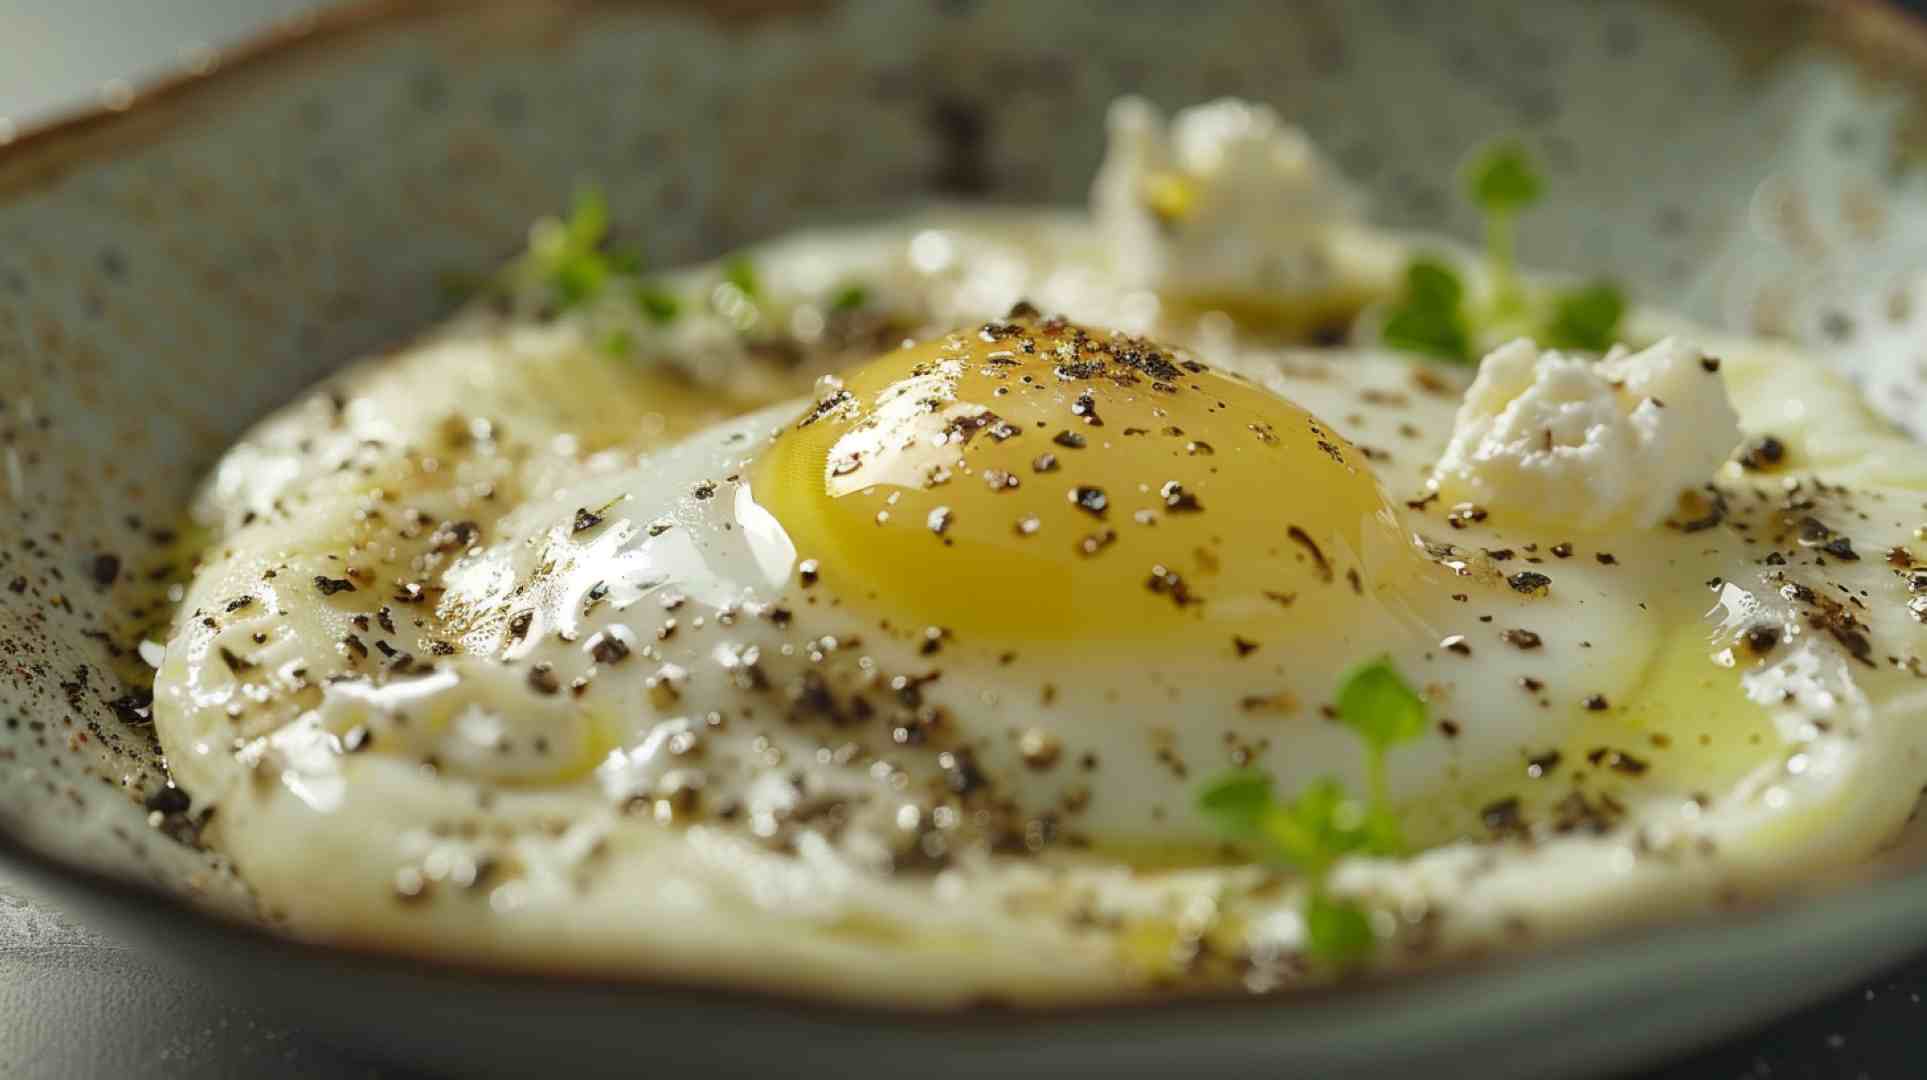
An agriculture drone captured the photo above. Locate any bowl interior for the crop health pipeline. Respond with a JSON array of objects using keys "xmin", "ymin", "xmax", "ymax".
[{"xmin": 1, "ymin": 0, "xmax": 1925, "ymax": 1051}]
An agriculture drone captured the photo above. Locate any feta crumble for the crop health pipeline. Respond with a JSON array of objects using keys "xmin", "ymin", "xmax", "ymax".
[
  {"xmin": 1430, "ymin": 337, "xmax": 1742, "ymax": 531},
  {"xmin": 1091, "ymin": 96, "xmax": 1361, "ymax": 299}
]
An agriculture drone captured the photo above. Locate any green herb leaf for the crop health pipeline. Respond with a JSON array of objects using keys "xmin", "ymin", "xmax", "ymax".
[
  {"xmin": 723, "ymin": 255, "xmax": 760, "ymax": 299},
  {"xmin": 1541, "ymin": 281, "xmax": 1626, "ymax": 353},
  {"xmin": 531, "ymin": 185, "xmax": 641, "ymax": 311},
  {"xmin": 1335, "ymin": 657, "xmax": 1428, "ymax": 755},
  {"xmin": 1259, "ymin": 777, "xmax": 1375, "ymax": 872},
  {"xmin": 564, "ymin": 187, "xmax": 610, "ymax": 252},
  {"xmin": 831, "ymin": 283, "xmax": 869, "ymax": 312},
  {"xmin": 600, "ymin": 328, "xmax": 635, "ymax": 358},
  {"xmin": 1380, "ymin": 305, "xmax": 1471, "ymax": 362},
  {"xmin": 1196, "ymin": 769, "xmax": 1276, "ymax": 837},
  {"xmin": 1303, "ymin": 892, "xmax": 1376, "ymax": 965},
  {"xmin": 1466, "ymin": 140, "xmax": 1544, "ymax": 214},
  {"xmin": 1405, "ymin": 258, "xmax": 1464, "ymax": 310},
  {"xmin": 1380, "ymin": 258, "xmax": 1472, "ymax": 363},
  {"xmin": 636, "ymin": 286, "xmax": 681, "ymax": 325},
  {"xmin": 1358, "ymin": 805, "xmax": 1405, "ymax": 858},
  {"xmin": 607, "ymin": 248, "xmax": 644, "ymax": 277},
  {"xmin": 552, "ymin": 256, "xmax": 608, "ymax": 308}
]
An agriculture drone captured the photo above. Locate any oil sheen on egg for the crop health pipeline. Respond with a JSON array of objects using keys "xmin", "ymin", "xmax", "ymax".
[{"xmin": 152, "ymin": 212, "xmax": 1927, "ymax": 1004}]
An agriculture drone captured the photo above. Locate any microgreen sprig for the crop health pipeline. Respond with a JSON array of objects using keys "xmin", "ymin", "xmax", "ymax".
[
  {"xmin": 1196, "ymin": 656, "xmax": 1428, "ymax": 966},
  {"xmin": 1380, "ymin": 142, "xmax": 1627, "ymax": 364},
  {"xmin": 529, "ymin": 187, "xmax": 638, "ymax": 311},
  {"xmin": 458, "ymin": 189, "xmax": 895, "ymax": 362},
  {"xmin": 636, "ymin": 285, "xmax": 681, "ymax": 325},
  {"xmin": 504, "ymin": 188, "xmax": 693, "ymax": 338},
  {"xmin": 1465, "ymin": 140, "xmax": 1542, "ymax": 315}
]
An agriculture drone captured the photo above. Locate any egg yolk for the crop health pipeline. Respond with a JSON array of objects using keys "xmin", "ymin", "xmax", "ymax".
[{"xmin": 751, "ymin": 311, "xmax": 1427, "ymax": 646}]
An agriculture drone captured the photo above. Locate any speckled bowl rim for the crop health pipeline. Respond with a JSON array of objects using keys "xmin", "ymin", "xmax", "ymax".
[
  {"xmin": 3, "ymin": 0, "xmax": 1927, "ymax": 1065},
  {"xmin": 0, "ymin": 0, "xmax": 840, "ymax": 196},
  {"xmin": 8, "ymin": 0, "xmax": 1927, "ymax": 187}
]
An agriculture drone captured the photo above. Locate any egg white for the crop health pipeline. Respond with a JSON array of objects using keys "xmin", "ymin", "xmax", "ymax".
[{"xmin": 151, "ymin": 203, "xmax": 1927, "ymax": 1005}]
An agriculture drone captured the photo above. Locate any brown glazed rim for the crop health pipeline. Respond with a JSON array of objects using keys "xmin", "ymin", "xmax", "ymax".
[
  {"xmin": 0, "ymin": 0, "xmax": 826, "ymax": 199},
  {"xmin": 2, "ymin": 0, "xmax": 1927, "ymax": 1017},
  {"xmin": 1, "ymin": 0, "xmax": 1925, "ymax": 191},
  {"xmin": 0, "ymin": 0, "xmax": 446, "ymax": 196}
]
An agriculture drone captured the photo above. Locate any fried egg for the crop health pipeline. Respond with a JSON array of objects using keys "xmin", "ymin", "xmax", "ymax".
[{"xmin": 149, "ymin": 100, "xmax": 1927, "ymax": 1006}]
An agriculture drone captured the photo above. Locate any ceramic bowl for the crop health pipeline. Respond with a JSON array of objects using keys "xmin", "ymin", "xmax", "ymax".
[{"xmin": 4, "ymin": 1, "xmax": 1927, "ymax": 1075}]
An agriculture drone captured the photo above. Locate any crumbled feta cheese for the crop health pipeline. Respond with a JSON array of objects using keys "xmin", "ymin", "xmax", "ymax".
[
  {"xmin": 1090, "ymin": 97, "xmax": 1361, "ymax": 298},
  {"xmin": 1431, "ymin": 337, "xmax": 1742, "ymax": 530}
]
